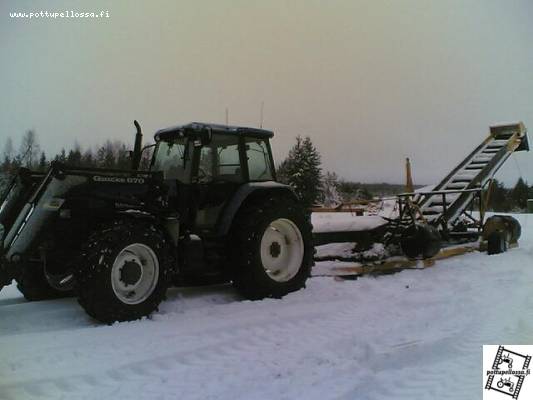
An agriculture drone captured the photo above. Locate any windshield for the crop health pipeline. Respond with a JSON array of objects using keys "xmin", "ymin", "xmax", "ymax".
[{"xmin": 151, "ymin": 138, "xmax": 192, "ymax": 182}]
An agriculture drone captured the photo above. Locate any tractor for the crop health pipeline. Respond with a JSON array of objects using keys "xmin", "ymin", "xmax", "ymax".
[
  {"xmin": 0, "ymin": 122, "xmax": 314, "ymax": 323},
  {"xmin": 497, "ymin": 377, "xmax": 515, "ymax": 393}
]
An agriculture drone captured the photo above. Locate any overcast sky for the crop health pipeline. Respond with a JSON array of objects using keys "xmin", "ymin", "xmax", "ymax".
[{"xmin": 1, "ymin": 0, "xmax": 532, "ymax": 186}]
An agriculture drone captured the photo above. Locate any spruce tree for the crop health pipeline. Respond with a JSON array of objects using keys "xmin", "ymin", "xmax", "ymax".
[
  {"xmin": 1, "ymin": 137, "xmax": 13, "ymax": 176},
  {"xmin": 487, "ymin": 179, "xmax": 509, "ymax": 212},
  {"xmin": 67, "ymin": 143, "xmax": 82, "ymax": 166},
  {"xmin": 97, "ymin": 141, "xmax": 116, "ymax": 168},
  {"xmin": 55, "ymin": 148, "xmax": 67, "ymax": 163},
  {"xmin": 510, "ymin": 177, "xmax": 528, "ymax": 211},
  {"xmin": 38, "ymin": 151, "xmax": 48, "ymax": 171},
  {"xmin": 277, "ymin": 135, "xmax": 322, "ymax": 207},
  {"xmin": 116, "ymin": 143, "xmax": 130, "ymax": 169},
  {"xmin": 81, "ymin": 149, "xmax": 95, "ymax": 168},
  {"xmin": 321, "ymin": 171, "xmax": 341, "ymax": 207}
]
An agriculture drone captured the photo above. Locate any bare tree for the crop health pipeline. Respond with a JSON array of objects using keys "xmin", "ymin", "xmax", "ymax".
[
  {"xmin": 321, "ymin": 171, "xmax": 341, "ymax": 207},
  {"xmin": 3, "ymin": 137, "xmax": 14, "ymax": 161},
  {"xmin": 19, "ymin": 130, "xmax": 40, "ymax": 168}
]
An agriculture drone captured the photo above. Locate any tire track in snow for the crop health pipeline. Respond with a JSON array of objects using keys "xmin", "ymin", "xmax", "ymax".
[
  {"xmin": 335, "ymin": 249, "xmax": 533, "ymax": 400},
  {"xmin": 1, "ymin": 297, "xmax": 365, "ymax": 399},
  {"xmin": 2, "ymin": 294, "xmax": 420, "ymax": 400}
]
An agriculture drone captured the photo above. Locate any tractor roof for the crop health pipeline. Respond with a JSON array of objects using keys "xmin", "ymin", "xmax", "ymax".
[{"xmin": 155, "ymin": 122, "xmax": 274, "ymax": 141}]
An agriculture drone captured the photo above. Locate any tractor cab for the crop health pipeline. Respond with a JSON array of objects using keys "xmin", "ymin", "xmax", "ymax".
[{"xmin": 151, "ymin": 123, "xmax": 276, "ymax": 233}]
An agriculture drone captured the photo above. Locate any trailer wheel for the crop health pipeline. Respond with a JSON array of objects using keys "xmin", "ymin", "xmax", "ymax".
[
  {"xmin": 75, "ymin": 220, "xmax": 172, "ymax": 323},
  {"xmin": 487, "ymin": 231, "xmax": 508, "ymax": 255},
  {"xmin": 483, "ymin": 215, "xmax": 521, "ymax": 245},
  {"xmin": 401, "ymin": 224, "xmax": 442, "ymax": 259},
  {"xmin": 16, "ymin": 262, "xmax": 73, "ymax": 301},
  {"xmin": 499, "ymin": 216, "xmax": 521, "ymax": 244},
  {"xmin": 229, "ymin": 195, "xmax": 314, "ymax": 300}
]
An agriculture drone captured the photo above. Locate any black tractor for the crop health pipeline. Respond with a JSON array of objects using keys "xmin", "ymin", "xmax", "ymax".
[{"xmin": 0, "ymin": 122, "xmax": 314, "ymax": 323}]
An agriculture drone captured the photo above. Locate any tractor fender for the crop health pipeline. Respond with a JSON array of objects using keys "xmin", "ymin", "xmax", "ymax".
[{"xmin": 216, "ymin": 182, "xmax": 298, "ymax": 236}]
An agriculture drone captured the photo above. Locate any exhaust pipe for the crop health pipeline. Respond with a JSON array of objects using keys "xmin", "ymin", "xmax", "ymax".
[{"xmin": 132, "ymin": 120, "xmax": 143, "ymax": 170}]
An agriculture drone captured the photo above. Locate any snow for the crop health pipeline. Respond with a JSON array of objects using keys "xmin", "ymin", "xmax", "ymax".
[
  {"xmin": 1, "ymin": 214, "xmax": 533, "ymax": 400},
  {"xmin": 315, "ymin": 242, "xmax": 393, "ymax": 263},
  {"xmin": 312, "ymin": 212, "xmax": 387, "ymax": 232},
  {"xmin": 473, "ymin": 154, "xmax": 493, "ymax": 162},
  {"xmin": 314, "ymin": 242, "xmax": 356, "ymax": 259},
  {"xmin": 361, "ymin": 242, "xmax": 388, "ymax": 259}
]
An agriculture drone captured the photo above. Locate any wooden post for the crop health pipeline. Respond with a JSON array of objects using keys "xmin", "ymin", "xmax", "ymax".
[{"xmin": 405, "ymin": 158, "xmax": 414, "ymax": 193}]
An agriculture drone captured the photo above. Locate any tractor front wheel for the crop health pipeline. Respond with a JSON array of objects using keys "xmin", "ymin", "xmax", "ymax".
[
  {"xmin": 75, "ymin": 220, "xmax": 172, "ymax": 323},
  {"xmin": 16, "ymin": 261, "xmax": 73, "ymax": 301}
]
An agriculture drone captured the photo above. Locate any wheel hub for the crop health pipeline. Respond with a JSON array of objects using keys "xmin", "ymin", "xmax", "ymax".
[
  {"xmin": 269, "ymin": 241, "xmax": 281, "ymax": 258},
  {"xmin": 120, "ymin": 260, "xmax": 143, "ymax": 286},
  {"xmin": 260, "ymin": 218, "xmax": 304, "ymax": 283},
  {"xmin": 111, "ymin": 243, "xmax": 159, "ymax": 305}
]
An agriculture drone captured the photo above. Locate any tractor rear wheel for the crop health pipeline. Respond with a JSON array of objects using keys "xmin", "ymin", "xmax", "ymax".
[
  {"xmin": 230, "ymin": 195, "xmax": 314, "ymax": 300},
  {"xmin": 75, "ymin": 220, "xmax": 172, "ymax": 323}
]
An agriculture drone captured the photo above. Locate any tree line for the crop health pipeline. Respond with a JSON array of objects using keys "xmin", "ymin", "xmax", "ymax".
[
  {"xmin": 484, "ymin": 177, "xmax": 532, "ymax": 212},
  {"xmin": 1, "ymin": 131, "xmax": 531, "ymax": 212},
  {"xmin": 0, "ymin": 130, "xmax": 153, "ymax": 191},
  {"xmin": 275, "ymin": 135, "xmax": 416, "ymax": 207},
  {"xmin": 275, "ymin": 135, "xmax": 532, "ymax": 211}
]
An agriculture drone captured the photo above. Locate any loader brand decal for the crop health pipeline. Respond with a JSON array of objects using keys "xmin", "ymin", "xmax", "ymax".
[
  {"xmin": 92, "ymin": 176, "xmax": 145, "ymax": 184},
  {"xmin": 484, "ymin": 345, "xmax": 532, "ymax": 399}
]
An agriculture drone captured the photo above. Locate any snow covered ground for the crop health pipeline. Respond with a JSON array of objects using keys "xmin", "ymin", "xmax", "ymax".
[{"xmin": 1, "ymin": 214, "xmax": 533, "ymax": 400}]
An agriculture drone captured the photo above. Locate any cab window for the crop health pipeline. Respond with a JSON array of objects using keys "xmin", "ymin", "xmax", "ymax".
[
  {"xmin": 246, "ymin": 138, "xmax": 273, "ymax": 181},
  {"xmin": 152, "ymin": 138, "xmax": 192, "ymax": 183},
  {"xmin": 198, "ymin": 134, "xmax": 243, "ymax": 183}
]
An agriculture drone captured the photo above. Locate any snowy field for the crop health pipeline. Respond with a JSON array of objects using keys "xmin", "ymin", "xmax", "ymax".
[{"xmin": 1, "ymin": 214, "xmax": 533, "ymax": 400}]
